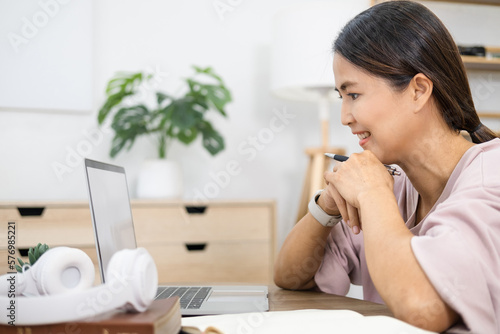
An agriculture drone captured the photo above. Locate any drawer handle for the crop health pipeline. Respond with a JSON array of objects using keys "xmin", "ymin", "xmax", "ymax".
[
  {"xmin": 185, "ymin": 243, "xmax": 207, "ymax": 251},
  {"xmin": 17, "ymin": 207, "xmax": 45, "ymax": 217},
  {"xmin": 185, "ymin": 206, "xmax": 207, "ymax": 214},
  {"xmin": 18, "ymin": 248, "xmax": 29, "ymax": 257}
]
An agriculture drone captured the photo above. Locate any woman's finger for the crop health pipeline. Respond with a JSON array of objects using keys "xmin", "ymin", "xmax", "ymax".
[
  {"xmin": 347, "ymin": 203, "xmax": 361, "ymax": 234},
  {"xmin": 324, "ymin": 172, "xmax": 350, "ymax": 224}
]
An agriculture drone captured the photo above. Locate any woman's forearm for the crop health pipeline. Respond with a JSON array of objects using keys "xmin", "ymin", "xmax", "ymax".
[
  {"xmin": 274, "ymin": 212, "xmax": 333, "ymax": 290},
  {"xmin": 358, "ymin": 190, "xmax": 458, "ymax": 332}
]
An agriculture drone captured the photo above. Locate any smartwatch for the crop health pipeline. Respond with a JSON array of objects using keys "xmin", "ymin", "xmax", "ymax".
[{"xmin": 308, "ymin": 189, "xmax": 342, "ymax": 227}]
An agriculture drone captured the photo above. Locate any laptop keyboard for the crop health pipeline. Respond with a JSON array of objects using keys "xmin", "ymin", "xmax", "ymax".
[{"xmin": 155, "ymin": 286, "xmax": 212, "ymax": 309}]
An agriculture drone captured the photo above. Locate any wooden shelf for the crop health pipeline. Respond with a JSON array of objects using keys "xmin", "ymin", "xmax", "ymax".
[
  {"xmin": 478, "ymin": 112, "xmax": 500, "ymax": 119},
  {"xmin": 462, "ymin": 55, "xmax": 500, "ymax": 70}
]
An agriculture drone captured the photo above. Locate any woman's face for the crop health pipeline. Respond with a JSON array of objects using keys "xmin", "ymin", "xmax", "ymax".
[{"xmin": 333, "ymin": 53, "xmax": 416, "ymax": 164}]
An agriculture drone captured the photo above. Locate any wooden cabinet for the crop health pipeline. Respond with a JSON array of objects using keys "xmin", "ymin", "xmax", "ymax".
[
  {"xmin": 131, "ymin": 200, "xmax": 276, "ymax": 284},
  {"xmin": 0, "ymin": 200, "xmax": 276, "ymax": 285}
]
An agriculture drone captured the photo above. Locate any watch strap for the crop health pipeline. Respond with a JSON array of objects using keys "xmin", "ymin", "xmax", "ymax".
[{"xmin": 308, "ymin": 189, "xmax": 342, "ymax": 227}]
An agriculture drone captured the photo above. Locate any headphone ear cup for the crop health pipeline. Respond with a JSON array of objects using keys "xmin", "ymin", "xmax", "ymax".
[
  {"xmin": 30, "ymin": 247, "xmax": 95, "ymax": 295},
  {"xmin": 106, "ymin": 247, "xmax": 158, "ymax": 312}
]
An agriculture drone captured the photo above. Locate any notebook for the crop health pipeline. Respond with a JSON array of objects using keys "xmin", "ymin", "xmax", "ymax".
[{"xmin": 83, "ymin": 158, "xmax": 269, "ymax": 316}]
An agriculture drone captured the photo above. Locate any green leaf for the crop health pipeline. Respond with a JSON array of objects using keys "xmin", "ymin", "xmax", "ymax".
[
  {"xmin": 105, "ymin": 72, "xmax": 143, "ymax": 96},
  {"xmin": 185, "ymin": 76, "xmax": 231, "ymax": 117},
  {"xmin": 193, "ymin": 66, "xmax": 223, "ymax": 84},
  {"xmin": 170, "ymin": 98, "xmax": 203, "ymax": 129},
  {"xmin": 157, "ymin": 92, "xmax": 171, "ymax": 105},
  {"xmin": 15, "ymin": 265, "xmax": 22, "ymax": 273},
  {"xmin": 199, "ymin": 121, "xmax": 225, "ymax": 155},
  {"xmin": 157, "ymin": 102, "xmax": 175, "ymax": 130},
  {"xmin": 28, "ymin": 251, "xmax": 36, "ymax": 266},
  {"xmin": 98, "ymin": 72, "xmax": 146, "ymax": 125},
  {"xmin": 108, "ymin": 105, "xmax": 152, "ymax": 157},
  {"xmin": 203, "ymin": 85, "xmax": 231, "ymax": 116},
  {"xmin": 39, "ymin": 244, "xmax": 49, "ymax": 257},
  {"xmin": 98, "ymin": 91, "xmax": 134, "ymax": 124},
  {"xmin": 110, "ymin": 137, "xmax": 129, "ymax": 158},
  {"xmin": 177, "ymin": 127, "xmax": 198, "ymax": 144}
]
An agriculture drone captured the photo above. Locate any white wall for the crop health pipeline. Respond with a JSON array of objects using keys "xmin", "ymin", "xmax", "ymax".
[{"xmin": 1, "ymin": 0, "xmax": 499, "ymax": 267}]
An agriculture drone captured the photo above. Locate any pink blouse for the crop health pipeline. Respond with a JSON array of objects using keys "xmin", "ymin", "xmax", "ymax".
[{"xmin": 314, "ymin": 139, "xmax": 500, "ymax": 333}]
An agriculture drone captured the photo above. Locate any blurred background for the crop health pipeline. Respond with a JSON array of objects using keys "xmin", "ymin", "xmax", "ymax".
[{"xmin": 1, "ymin": 0, "xmax": 499, "ymax": 251}]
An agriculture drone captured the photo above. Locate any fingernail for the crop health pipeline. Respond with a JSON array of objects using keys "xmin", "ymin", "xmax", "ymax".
[
  {"xmin": 346, "ymin": 220, "xmax": 351, "ymax": 227},
  {"xmin": 353, "ymin": 226, "xmax": 360, "ymax": 234}
]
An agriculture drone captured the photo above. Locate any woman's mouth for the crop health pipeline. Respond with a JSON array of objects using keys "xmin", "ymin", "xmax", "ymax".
[
  {"xmin": 357, "ymin": 131, "xmax": 371, "ymax": 146},
  {"xmin": 357, "ymin": 131, "xmax": 371, "ymax": 140}
]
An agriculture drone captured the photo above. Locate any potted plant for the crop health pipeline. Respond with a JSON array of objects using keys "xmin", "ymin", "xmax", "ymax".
[{"xmin": 98, "ymin": 66, "xmax": 232, "ymax": 198}]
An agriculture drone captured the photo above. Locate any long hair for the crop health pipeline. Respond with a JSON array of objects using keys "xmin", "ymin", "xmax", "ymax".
[{"xmin": 333, "ymin": 0, "xmax": 497, "ymax": 143}]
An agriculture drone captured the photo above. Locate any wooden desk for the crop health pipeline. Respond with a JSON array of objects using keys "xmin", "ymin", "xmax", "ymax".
[{"xmin": 268, "ymin": 285, "xmax": 393, "ymax": 317}]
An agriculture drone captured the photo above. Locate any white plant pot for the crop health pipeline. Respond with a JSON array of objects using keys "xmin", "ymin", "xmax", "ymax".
[{"xmin": 137, "ymin": 159, "xmax": 183, "ymax": 199}]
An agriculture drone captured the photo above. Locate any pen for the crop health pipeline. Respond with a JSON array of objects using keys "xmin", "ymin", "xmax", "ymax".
[{"xmin": 324, "ymin": 153, "xmax": 401, "ymax": 176}]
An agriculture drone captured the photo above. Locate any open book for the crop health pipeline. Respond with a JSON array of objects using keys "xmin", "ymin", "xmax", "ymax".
[{"xmin": 181, "ymin": 309, "xmax": 437, "ymax": 334}]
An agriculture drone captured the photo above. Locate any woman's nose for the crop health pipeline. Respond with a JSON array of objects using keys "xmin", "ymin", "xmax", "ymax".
[{"xmin": 340, "ymin": 103, "xmax": 354, "ymax": 126}]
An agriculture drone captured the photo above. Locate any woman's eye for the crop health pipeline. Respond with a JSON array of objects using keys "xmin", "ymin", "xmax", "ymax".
[{"xmin": 347, "ymin": 93, "xmax": 359, "ymax": 100}]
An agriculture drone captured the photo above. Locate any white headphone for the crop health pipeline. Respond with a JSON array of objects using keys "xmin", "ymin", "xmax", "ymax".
[{"xmin": 0, "ymin": 247, "xmax": 158, "ymax": 326}]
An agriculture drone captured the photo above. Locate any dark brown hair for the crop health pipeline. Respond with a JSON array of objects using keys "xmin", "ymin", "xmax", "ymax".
[{"xmin": 333, "ymin": 0, "xmax": 497, "ymax": 143}]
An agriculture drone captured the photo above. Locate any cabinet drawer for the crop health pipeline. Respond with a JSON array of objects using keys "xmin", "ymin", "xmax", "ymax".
[
  {"xmin": 143, "ymin": 241, "xmax": 272, "ymax": 284},
  {"xmin": 133, "ymin": 204, "xmax": 273, "ymax": 243},
  {"xmin": 0, "ymin": 206, "xmax": 94, "ymax": 249}
]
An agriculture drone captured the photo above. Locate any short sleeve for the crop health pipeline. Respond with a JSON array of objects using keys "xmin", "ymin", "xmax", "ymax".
[
  {"xmin": 411, "ymin": 186, "xmax": 500, "ymax": 333},
  {"xmin": 314, "ymin": 221, "xmax": 363, "ymax": 295}
]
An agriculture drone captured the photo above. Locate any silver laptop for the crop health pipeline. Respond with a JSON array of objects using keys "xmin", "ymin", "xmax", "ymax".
[{"xmin": 83, "ymin": 158, "xmax": 268, "ymax": 315}]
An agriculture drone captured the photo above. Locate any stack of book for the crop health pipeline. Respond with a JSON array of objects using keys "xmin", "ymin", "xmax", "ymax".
[{"xmin": 0, "ymin": 297, "xmax": 181, "ymax": 334}]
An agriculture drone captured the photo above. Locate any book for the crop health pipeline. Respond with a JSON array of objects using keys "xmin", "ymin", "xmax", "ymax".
[
  {"xmin": 0, "ymin": 297, "xmax": 181, "ymax": 334},
  {"xmin": 181, "ymin": 309, "xmax": 436, "ymax": 334}
]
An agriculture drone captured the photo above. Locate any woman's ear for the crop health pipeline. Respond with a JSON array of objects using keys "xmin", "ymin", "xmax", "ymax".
[{"xmin": 410, "ymin": 73, "xmax": 433, "ymax": 113}]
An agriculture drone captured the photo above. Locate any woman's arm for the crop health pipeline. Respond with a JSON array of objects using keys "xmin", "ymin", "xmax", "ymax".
[
  {"xmin": 274, "ymin": 194, "xmax": 336, "ymax": 290},
  {"xmin": 361, "ymin": 190, "xmax": 459, "ymax": 331}
]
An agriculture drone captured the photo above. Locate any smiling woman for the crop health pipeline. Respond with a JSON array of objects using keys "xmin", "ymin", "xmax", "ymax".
[{"xmin": 274, "ymin": 1, "xmax": 500, "ymax": 333}]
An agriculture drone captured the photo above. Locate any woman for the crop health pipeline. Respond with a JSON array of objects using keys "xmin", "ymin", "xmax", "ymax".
[{"xmin": 274, "ymin": 1, "xmax": 500, "ymax": 333}]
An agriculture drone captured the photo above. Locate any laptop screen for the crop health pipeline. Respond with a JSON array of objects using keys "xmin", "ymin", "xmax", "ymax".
[{"xmin": 84, "ymin": 159, "xmax": 137, "ymax": 283}]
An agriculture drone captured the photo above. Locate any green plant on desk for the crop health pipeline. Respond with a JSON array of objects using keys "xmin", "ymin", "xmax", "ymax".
[
  {"xmin": 98, "ymin": 66, "xmax": 232, "ymax": 159},
  {"xmin": 16, "ymin": 243, "xmax": 49, "ymax": 272}
]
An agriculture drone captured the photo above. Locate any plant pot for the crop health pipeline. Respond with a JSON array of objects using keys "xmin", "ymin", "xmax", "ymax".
[{"xmin": 136, "ymin": 159, "xmax": 183, "ymax": 199}]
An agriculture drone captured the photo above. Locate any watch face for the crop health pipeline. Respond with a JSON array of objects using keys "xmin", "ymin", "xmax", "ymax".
[{"xmin": 326, "ymin": 219, "xmax": 338, "ymax": 227}]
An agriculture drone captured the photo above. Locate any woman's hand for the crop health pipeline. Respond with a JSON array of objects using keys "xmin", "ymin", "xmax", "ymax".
[{"xmin": 323, "ymin": 151, "xmax": 394, "ymax": 234}]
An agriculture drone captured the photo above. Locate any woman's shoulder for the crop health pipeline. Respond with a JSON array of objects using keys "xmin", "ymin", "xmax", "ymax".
[
  {"xmin": 476, "ymin": 137, "xmax": 500, "ymax": 156},
  {"xmin": 454, "ymin": 138, "xmax": 500, "ymax": 189},
  {"xmin": 478, "ymin": 138, "xmax": 500, "ymax": 184},
  {"xmin": 465, "ymin": 137, "xmax": 500, "ymax": 159}
]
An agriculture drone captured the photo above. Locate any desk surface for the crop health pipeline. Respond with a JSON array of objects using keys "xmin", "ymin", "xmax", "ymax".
[{"xmin": 268, "ymin": 285, "xmax": 393, "ymax": 317}]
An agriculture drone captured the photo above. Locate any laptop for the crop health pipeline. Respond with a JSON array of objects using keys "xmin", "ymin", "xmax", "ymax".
[{"xmin": 83, "ymin": 158, "xmax": 268, "ymax": 315}]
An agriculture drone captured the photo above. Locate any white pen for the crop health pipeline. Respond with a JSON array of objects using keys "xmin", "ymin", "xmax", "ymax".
[{"xmin": 325, "ymin": 153, "xmax": 401, "ymax": 176}]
